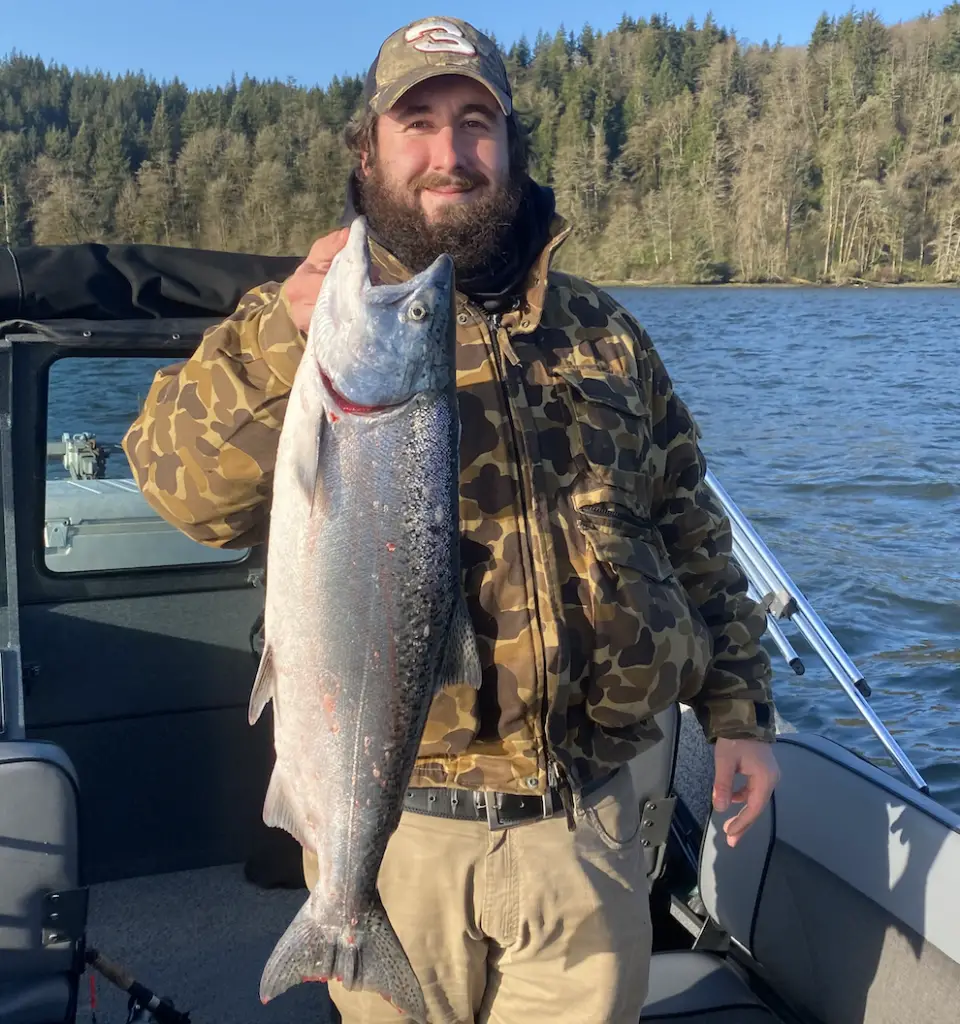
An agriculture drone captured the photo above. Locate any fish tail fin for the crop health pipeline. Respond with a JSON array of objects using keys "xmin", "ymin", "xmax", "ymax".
[
  {"xmin": 360, "ymin": 898, "xmax": 427, "ymax": 1021},
  {"xmin": 259, "ymin": 894, "xmax": 426, "ymax": 1022}
]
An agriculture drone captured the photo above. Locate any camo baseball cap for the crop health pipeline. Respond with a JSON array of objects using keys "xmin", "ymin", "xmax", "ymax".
[{"xmin": 363, "ymin": 16, "xmax": 512, "ymax": 116}]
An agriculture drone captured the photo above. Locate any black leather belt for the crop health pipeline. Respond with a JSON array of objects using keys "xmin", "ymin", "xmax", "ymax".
[
  {"xmin": 403, "ymin": 768, "xmax": 618, "ymax": 832},
  {"xmin": 403, "ymin": 785, "xmax": 562, "ymax": 830}
]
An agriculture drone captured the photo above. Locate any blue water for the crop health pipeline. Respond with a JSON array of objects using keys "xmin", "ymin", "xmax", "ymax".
[
  {"xmin": 46, "ymin": 285, "xmax": 960, "ymax": 809},
  {"xmin": 608, "ymin": 285, "xmax": 960, "ymax": 808}
]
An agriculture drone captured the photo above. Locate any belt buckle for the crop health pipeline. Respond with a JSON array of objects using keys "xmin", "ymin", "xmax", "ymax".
[
  {"xmin": 475, "ymin": 791, "xmax": 508, "ymax": 832},
  {"xmin": 475, "ymin": 790, "xmax": 554, "ymax": 831}
]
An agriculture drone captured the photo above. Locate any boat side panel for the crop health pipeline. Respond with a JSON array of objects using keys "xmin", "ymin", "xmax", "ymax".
[{"xmin": 702, "ymin": 734, "xmax": 960, "ymax": 1024}]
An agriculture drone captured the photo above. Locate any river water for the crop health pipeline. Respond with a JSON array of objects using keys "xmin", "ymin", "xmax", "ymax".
[
  {"xmin": 608, "ymin": 285, "xmax": 960, "ymax": 809},
  {"xmin": 47, "ymin": 285, "xmax": 960, "ymax": 809}
]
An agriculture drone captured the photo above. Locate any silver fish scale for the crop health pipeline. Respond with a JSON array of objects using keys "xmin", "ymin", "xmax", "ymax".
[
  {"xmin": 256, "ymin": 222, "xmax": 470, "ymax": 1019},
  {"xmin": 277, "ymin": 391, "xmax": 459, "ymax": 925}
]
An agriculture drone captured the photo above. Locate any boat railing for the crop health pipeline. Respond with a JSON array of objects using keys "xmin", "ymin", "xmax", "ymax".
[{"xmin": 705, "ymin": 468, "xmax": 929, "ymax": 794}]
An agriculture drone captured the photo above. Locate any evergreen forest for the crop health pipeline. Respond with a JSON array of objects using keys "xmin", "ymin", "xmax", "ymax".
[{"xmin": 3, "ymin": 7, "xmax": 960, "ymax": 283}]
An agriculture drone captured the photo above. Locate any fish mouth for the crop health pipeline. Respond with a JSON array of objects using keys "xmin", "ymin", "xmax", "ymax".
[{"xmin": 320, "ymin": 370, "xmax": 410, "ymax": 416}]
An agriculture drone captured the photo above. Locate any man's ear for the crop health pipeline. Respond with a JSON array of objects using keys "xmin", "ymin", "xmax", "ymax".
[{"xmin": 359, "ymin": 151, "xmax": 371, "ymax": 176}]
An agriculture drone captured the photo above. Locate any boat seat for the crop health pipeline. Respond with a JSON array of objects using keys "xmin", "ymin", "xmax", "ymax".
[
  {"xmin": 0, "ymin": 740, "xmax": 85, "ymax": 1024},
  {"xmin": 0, "ymin": 977, "xmax": 75, "ymax": 1024},
  {"xmin": 642, "ymin": 732, "xmax": 960, "ymax": 1024},
  {"xmin": 643, "ymin": 951, "xmax": 780, "ymax": 1021}
]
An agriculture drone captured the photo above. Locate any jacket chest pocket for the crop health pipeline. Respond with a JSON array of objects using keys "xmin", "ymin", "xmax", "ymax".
[
  {"xmin": 552, "ymin": 366, "xmax": 651, "ymax": 493},
  {"xmin": 578, "ymin": 513, "xmax": 676, "ymax": 585},
  {"xmin": 576, "ymin": 512, "xmax": 714, "ymax": 722}
]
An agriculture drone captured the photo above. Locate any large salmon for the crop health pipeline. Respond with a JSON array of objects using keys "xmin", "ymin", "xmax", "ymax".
[{"xmin": 250, "ymin": 216, "xmax": 482, "ymax": 1020}]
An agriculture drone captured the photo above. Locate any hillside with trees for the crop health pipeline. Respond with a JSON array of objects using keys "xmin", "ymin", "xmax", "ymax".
[{"xmin": 2, "ymin": 7, "xmax": 960, "ymax": 283}]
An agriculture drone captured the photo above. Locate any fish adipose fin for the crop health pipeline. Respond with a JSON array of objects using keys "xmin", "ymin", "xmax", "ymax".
[
  {"xmin": 437, "ymin": 591, "xmax": 483, "ymax": 691},
  {"xmin": 248, "ymin": 643, "xmax": 275, "ymax": 725},
  {"xmin": 259, "ymin": 891, "xmax": 427, "ymax": 1023},
  {"xmin": 262, "ymin": 767, "xmax": 311, "ymax": 850}
]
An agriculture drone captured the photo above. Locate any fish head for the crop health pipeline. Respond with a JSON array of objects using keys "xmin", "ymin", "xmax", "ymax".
[{"xmin": 308, "ymin": 217, "xmax": 456, "ymax": 416}]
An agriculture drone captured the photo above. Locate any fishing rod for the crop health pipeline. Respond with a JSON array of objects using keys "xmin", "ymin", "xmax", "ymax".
[
  {"xmin": 84, "ymin": 947, "xmax": 192, "ymax": 1024},
  {"xmin": 704, "ymin": 468, "xmax": 929, "ymax": 794}
]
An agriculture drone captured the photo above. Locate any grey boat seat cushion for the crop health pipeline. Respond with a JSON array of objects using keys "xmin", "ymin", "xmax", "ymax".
[
  {"xmin": 0, "ymin": 977, "xmax": 75, "ymax": 1024},
  {"xmin": 642, "ymin": 951, "xmax": 781, "ymax": 1021},
  {"xmin": 645, "ymin": 731, "xmax": 960, "ymax": 1024},
  {"xmin": 0, "ymin": 740, "xmax": 83, "ymax": 1023}
]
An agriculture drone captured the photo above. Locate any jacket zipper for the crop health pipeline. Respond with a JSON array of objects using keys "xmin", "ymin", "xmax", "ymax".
[{"xmin": 486, "ymin": 311, "xmax": 574, "ymax": 817}]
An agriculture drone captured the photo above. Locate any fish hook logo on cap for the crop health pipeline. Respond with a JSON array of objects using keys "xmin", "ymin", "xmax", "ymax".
[
  {"xmin": 363, "ymin": 15, "xmax": 513, "ymax": 116},
  {"xmin": 404, "ymin": 19, "xmax": 477, "ymax": 56}
]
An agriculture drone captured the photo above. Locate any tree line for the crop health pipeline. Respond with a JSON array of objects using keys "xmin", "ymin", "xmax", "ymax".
[{"xmin": 2, "ymin": 7, "xmax": 960, "ymax": 283}]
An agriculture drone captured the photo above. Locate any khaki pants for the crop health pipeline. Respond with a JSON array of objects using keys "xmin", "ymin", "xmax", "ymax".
[{"xmin": 303, "ymin": 766, "xmax": 652, "ymax": 1024}]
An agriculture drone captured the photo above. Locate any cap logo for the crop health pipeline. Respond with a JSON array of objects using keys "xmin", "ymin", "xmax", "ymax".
[{"xmin": 404, "ymin": 19, "xmax": 477, "ymax": 56}]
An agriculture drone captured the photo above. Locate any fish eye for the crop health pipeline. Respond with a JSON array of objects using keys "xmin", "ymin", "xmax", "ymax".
[{"xmin": 407, "ymin": 302, "xmax": 429, "ymax": 322}]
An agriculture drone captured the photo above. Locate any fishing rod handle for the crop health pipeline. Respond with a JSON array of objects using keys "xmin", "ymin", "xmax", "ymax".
[{"xmin": 86, "ymin": 949, "xmax": 136, "ymax": 990}]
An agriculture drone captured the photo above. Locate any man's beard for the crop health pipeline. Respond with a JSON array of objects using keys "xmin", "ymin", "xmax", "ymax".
[{"xmin": 358, "ymin": 164, "xmax": 524, "ymax": 280}]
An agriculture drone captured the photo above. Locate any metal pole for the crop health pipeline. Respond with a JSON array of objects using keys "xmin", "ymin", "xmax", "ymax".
[
  {"xmin": 734, "ymin": 536, "xmax": 857, "ymax": 690},
  {"xmin": 745, "ymin": 580, "xmax": 804, "ymax": 674},
  {"xmin": 707, "ymin": 469, "xmax": 929, "ymax": 794},
  {"xmin": 733, "ymin": 537, "xmax": 789, "ymax": 615},
  {"xmin": 728, "ymin": 506, "xmax": 871, "ymax": 697},
  {"xmin": 711, "ymin": 468, "xmax": 870, "ymax": 693}
]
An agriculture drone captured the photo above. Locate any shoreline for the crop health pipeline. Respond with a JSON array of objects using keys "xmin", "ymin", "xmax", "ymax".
[{"xmin": 592, "ymin": 279, "xmax": 958, "ymax": 289}]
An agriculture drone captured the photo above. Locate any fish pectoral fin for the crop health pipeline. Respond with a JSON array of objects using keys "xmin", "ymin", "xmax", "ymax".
[
  {"xmin": 437, "ymin": 591, "xmax": 483, "ymax": 691},
  {"xmin": 248, "ymin": 643, "xmax": 276, "ymax": 725},
  {"xmin": 263, "ymin": 767, "xmax": 311, "ymax": 850}
]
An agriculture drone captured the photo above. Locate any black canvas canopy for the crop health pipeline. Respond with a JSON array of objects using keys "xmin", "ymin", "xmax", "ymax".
[{"xmin": 0, "ymin": 242, "xmax": 304, "ymax": 322}]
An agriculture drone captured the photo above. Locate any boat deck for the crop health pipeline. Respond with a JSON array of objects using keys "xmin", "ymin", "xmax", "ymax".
[
  {"xmin": 75, "ymin": 708, "xmax": 720, "ymax": 1023},
  {"xmin": 79, "ymin": 865, "xmax": 336, "ymax": 1024}
]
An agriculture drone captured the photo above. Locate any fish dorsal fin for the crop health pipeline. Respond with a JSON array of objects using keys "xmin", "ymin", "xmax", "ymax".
[
  {"xmin": 437, "ymin": 592, "xmax": 483, "ymax": 691},
  {"xmin": 248, "ymin": 643, "xmax": 275, "ymax": 725}
]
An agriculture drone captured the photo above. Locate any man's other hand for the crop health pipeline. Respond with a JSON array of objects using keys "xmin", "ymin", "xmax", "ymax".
[
  {"xmin": 712, "ymin": 738, "xmax": 780, "ymax": 848},
  {"xmin": 281, "ymin": 228, "xmax": 350, "ymax": 334}
]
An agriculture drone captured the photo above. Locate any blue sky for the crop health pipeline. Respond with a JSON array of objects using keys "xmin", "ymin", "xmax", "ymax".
[{"xmin": 9, "ymin": 1, "xmax": 936, "ymax": 91}]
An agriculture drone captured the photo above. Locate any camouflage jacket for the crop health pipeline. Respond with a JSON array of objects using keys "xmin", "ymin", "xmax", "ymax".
[{"xmin": 122, "ymin": 213, "xmax": 776, "ymax": 796}]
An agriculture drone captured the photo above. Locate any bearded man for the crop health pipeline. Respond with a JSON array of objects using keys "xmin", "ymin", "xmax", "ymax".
[{"xmin": 122, "ymin": 16, "xmax": 779, "ymax": 1024}]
